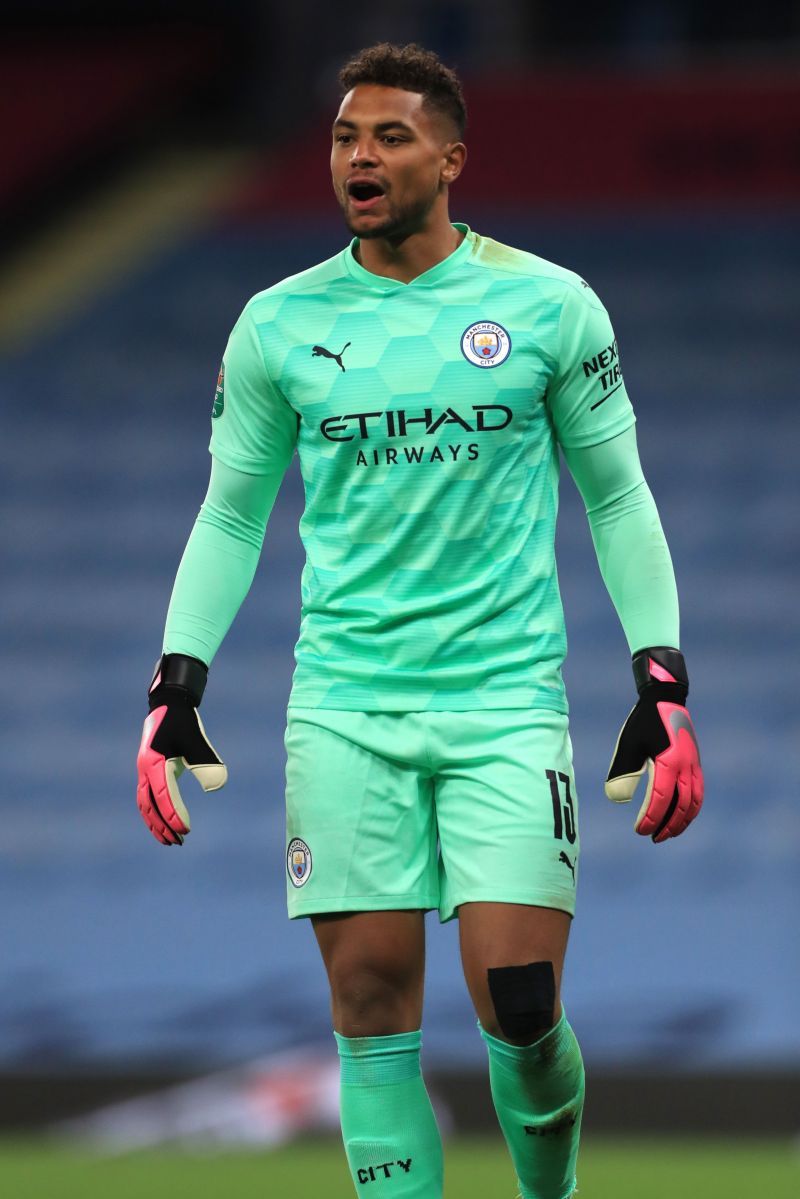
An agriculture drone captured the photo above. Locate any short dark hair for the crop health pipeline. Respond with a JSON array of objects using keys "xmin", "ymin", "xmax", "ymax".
[{"xmin": 339, "ymin": 43, "xmax": 466, "ymax": 139}]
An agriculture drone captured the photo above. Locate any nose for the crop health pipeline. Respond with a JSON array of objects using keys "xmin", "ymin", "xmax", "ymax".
[{"xmin": 349, "ymin": 138, "xmax": 379, "ymax": 169}]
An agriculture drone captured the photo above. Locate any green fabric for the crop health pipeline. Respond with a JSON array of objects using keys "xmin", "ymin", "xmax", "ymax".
[
  {"xmin": 206, "ymin": 223, "xmax": 635, "ymax": 711},
  {"xmin": 285, "ymin": 708, "xmax": 578, "ymax": 922},
  {"xmin": 334, "ymin": 1030, "xmax": 443, "ymax": 1197},
  {"xmin": 164, "ymin": 236, "xmax": 677, "ymax": 689},
  {"xmin": 481, "ymin": 1012, "xmax": 584, "ymax": 1199},
  {"xmin": 163, "ymin": 457, "xmax": 283, "ymax": 663},
  {"xmin": 563, "ymin": 425, "xmax": 679, "ymax": 653}
]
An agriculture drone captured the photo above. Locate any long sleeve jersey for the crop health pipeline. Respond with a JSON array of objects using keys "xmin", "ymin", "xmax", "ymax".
[{"xmin": 164, "ymin": 225, "xmax": 678, "ymax": 711}]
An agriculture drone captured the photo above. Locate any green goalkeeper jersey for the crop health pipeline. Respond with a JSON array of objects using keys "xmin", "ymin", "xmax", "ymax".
[{"xmin": 209, "ymin": 224, "xmax": 635, "ymax": 711}]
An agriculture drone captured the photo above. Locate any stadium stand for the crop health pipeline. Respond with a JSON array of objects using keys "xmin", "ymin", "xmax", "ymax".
[{"xmin": 0, "ymin": 34, "xmax": 216, "ymax": 239}]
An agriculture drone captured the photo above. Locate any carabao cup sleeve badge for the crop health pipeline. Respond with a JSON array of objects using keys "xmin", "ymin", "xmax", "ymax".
[
  {"xmin": 212, "ymin": 362, "xmax": 225, "ymax": 417},
  {"xmin": 461, "ymin": 321, "xmax": 511, "ymax": 368},
  {"xmin": 287, "ymin": 838, "xmax": 313, "ymax": 887}
]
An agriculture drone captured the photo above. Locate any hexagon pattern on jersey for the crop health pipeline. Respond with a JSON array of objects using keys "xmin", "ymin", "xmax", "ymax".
[{"xmin": 211, "ymin": 227, "xmax": 635, "ymax": 710}]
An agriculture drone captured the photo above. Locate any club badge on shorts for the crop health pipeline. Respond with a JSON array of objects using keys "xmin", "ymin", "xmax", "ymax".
[
  {"xmin": 461, "ymin": 321, "xmax": 511, "ymax": 368},
  {"xmin": 287, "ymin": 837, "xmax": 313, "ymax": 887}
]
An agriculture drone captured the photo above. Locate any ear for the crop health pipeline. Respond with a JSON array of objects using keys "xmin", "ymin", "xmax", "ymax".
[{"xmin": 441, "ymin": 140, "xmax": 467, "ymax": 186}]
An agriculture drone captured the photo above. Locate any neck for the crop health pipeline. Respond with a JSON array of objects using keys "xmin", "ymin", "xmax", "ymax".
[{"xmin": 355, "ymin": 208, "xmax": 463, "ymax": 284}]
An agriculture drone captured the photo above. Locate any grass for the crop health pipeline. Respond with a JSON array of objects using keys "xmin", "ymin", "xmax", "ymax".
[{"xmin": 2, "ymin": 1136, "xmax": 798, "ymax": 1198}]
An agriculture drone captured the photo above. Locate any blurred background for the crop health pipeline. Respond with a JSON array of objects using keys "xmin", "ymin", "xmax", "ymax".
[{"xmin": 1, "ymin": 1, "xmax": 798, "ymax": 1195}]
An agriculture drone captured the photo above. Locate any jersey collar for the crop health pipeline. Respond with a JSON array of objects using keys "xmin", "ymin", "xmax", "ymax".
[{"xmin": 343, "ymin": 223, "xmax": 475, "ymax": 291}]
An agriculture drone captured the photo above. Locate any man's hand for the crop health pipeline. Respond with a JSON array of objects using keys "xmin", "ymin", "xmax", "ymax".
[
  {"xmin": 605, "ymin": 647, "xmax": 703, "ymax": 843},
  {"xmin": 136, "ymin": 653, "xmax": 227, "ymax": 845}
]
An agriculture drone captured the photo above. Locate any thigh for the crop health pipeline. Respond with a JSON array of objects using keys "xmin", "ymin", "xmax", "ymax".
[
  {"xmin": 313, "ymin": 909, "xmax": 427, "ymax": 1036},
  {"xmin": 458, "ymin": 901, "xmax": 572, "ymax": 1040},
  {"xmin": 284, "ymin": 709, "xmax": 439, "ymax": 919},
  {"xmin": 433, "ymin": 709, "xmax": 580, "ymax": 923}
]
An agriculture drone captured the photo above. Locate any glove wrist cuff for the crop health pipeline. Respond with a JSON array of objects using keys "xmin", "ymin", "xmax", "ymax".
[
  {"xmin": 632, "ymin": 646, "xmax": 688, "ymax": 696},
  {"xmin": 148, "ymin": 653, "xmax": 208, "ymax": 708}
]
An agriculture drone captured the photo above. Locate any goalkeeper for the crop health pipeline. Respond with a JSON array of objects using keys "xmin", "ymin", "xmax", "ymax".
[{"xmin": 137, "ymin": 43, "xmax": 703, "ymax": 1199}]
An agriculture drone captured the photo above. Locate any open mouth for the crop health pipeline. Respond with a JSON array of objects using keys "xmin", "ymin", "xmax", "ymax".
[{"xmin": 347, "ymin": 178, "xmax": 386, "ymax": 210}]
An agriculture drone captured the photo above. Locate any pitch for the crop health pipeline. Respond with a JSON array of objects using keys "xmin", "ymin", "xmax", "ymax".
[{"xmin": 2, "ymin": 1137, "xmax": 797, "ymax": 1198}]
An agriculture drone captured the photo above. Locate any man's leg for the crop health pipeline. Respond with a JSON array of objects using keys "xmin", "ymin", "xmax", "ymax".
[
  {"xmin": 459, "ymin": 902, "xmax": 584, "ymax": 1199},
  {"xmin": 313, "ymin": 909, "xmax": 443, "ymax": 1198}
]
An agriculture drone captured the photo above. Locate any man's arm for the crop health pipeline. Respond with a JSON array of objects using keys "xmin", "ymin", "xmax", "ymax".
[
  {"xmin": 564, "ymin": 427, "xmax": 703, "ymax": 842},
  {"xmin": 137, "ymin": 457, "xmax": 288, "ymax": 844},
  {"xmin": 546, "ymin": 278, "xmax": 703, "ymax": 841},
  {"xmin": 137, "ymin": 300, "xmax": 298, "ymax": 845},
  {"xmin": 164, "ymin": 457, "xmax": 285, "ymax": 664},
  {"xmin": 562, "ymin": 425, "xmax": 678, "ymax": 655}
]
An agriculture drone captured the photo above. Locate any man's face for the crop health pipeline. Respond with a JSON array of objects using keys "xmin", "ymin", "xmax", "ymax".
[{"xmin": 331, "ymin": 84, "xmax": 457, "ymax": 241}]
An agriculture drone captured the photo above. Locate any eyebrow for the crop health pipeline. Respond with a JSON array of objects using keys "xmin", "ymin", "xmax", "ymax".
[{"xmin": 332, "ymin": 118, "xmax": 416, "ymax": 134}]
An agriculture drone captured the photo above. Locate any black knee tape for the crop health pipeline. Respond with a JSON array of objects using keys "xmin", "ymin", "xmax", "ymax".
[{"xmin": 487, "ymin": 961, "xmax": 556, "ymax": 1041}]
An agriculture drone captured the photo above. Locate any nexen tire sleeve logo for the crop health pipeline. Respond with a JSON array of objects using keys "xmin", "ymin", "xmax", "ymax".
[{"xmin": 583, "ymin": 339, "xmax": 623, "ymax": 410}]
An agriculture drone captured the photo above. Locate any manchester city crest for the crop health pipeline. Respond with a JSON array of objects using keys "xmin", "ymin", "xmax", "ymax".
[
  {"xmin": 287, "ymin": 837, "xmax": 313, "ymax": 888},
  {"xmin": 461, "ymin": 321, "xmax": 511, "ymax": 368}
]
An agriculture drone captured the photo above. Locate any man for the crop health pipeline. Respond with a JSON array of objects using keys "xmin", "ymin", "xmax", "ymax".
[{"xmin": 137, "ymin": 43, "xmax": 703, "ymax": 1199}]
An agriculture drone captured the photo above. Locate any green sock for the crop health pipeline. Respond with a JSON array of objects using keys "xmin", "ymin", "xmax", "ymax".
[
  {"xmin": 481, "ymin": 1011, "xmax": 585, "ymax": 1199},
  {"xmin": 334, "ymin": 1029, "xmax": 444, "ymax": 1198}
]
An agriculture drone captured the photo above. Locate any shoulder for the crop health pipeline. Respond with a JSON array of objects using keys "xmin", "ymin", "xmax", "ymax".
[
  {"xmin": 241, "ymin": 250, "xmax": 351, "ymax": 325},
  {"xmin": 469, "ymin": 232, "xmax": 605, "ymax": 312}
]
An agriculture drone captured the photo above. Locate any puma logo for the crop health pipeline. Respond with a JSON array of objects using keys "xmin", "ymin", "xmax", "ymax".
[
  {"xmin": 311, "ymin": 341, "xmax": 351, "ymax": 372},
  {"xmin": 558, "ymin": 851, "xmax": 576, "ymax": 883}
]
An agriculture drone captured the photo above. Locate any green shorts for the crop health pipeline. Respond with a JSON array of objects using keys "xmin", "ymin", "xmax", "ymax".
[{"xmin": 284, "ymin": 708, "xmax": 579, "ymax": 922}]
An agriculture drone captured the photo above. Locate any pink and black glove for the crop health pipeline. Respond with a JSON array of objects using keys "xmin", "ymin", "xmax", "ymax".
[
  {"xmin": 605, "ymin": 647, "xmax": 703, "ymax": 843},
  {"xmin": 136, "ymin": 653, "xmax": 227, "ymax": 845}
]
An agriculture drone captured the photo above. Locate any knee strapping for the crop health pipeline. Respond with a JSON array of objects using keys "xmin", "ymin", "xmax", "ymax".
[{"xmin": 487, "ymin": 961, "xmax": 556, "ymax": 1041}]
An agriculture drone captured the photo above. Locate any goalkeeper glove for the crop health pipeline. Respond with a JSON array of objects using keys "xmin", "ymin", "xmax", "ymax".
[
  {"xmin": 605, "ymin": 647, "xmax": 703, "ymax": 843},
  {"xmin": 136, "ymin": 653, "xmax": 227, "ymax": 845}
]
